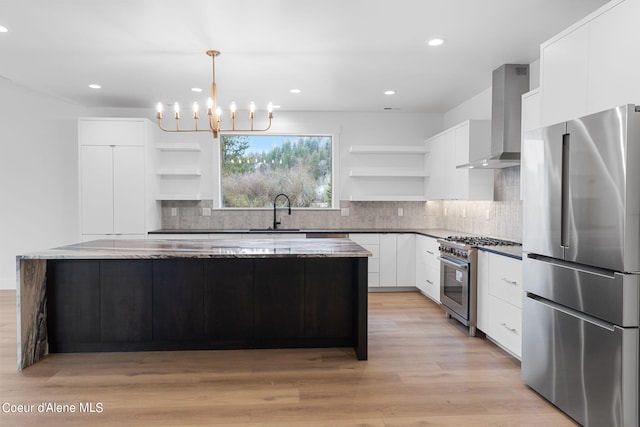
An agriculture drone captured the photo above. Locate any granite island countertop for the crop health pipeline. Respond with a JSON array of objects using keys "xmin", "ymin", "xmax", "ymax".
[
  {"xmin": 148, "ymin": 228, "xmax": 523, "ymax": 259},
  {"xmin": 17, "ymin": 237, "xmax": 372, "ymax": 260}
]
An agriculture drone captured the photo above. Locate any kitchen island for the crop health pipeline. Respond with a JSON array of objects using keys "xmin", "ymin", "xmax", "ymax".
[{"xmin": 16, "ymin": 238, "xmax": 370, "ymax": 370}]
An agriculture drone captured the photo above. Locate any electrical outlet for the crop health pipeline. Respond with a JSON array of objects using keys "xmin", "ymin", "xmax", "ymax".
[
  {"xmin": 485, "ymin": 208, "xmax": 491, "ymax": 220},
  {"xmin": 444, "ymin": 207, "xmax": 448, "ymax": 216},
  {"xmin": 397, "ymin": 208, "xmax": 403, "ymax": 217},
  {"xmin": 341, "ymin": 208, "xmax": 349, "ymax": 217},
  {"xmin": 462, "ymin": 207, "xmax": 466, "ymax": 218},
  {"xmin": 202, "ymin": 208, "xmax": 211, "ymax": 216},
  {"xmin": 171, "ymin": 207, "xmax": 178, "ymax": 217}
]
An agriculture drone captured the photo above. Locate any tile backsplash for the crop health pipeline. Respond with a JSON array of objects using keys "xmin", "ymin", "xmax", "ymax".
[{"xmin": 160, "ymin": 167, "xmax": 522, "ymax": 242}]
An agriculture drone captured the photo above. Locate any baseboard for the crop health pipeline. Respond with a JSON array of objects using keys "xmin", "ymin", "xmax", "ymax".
[{"xmin": 0, "ymin": 277, "xmax": 16, "ymax": 290}]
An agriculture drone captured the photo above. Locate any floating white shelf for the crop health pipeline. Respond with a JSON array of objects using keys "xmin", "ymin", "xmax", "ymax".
[
  {"xmin": 349, "ymin": 195, "xmax": 427, "ymax": 201},
  {"xmin": 349, "ymin": 145, "xmax": 428, "ymax": 154},
  {"xmin": 156, "ymin": 143, "xmax": 201, "ymax": 152},
  {"xmin": 349, "ymin": 168, "xmax": 427, "ymax": 178},
  {"xmin": 156, "ymin": 194, "xmax": 202, "ymax": 201},
  {"xmin": 157, "ymin": 169, "xmax": 202, "ymax": 177}
]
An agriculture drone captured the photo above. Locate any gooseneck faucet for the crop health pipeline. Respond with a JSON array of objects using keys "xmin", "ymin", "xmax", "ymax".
[{"xmin": 273, "ymin": 193, "xmax": 291, "ymax": 230}]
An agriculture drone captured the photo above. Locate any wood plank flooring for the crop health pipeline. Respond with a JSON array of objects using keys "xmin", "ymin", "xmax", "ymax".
[{"xmin": 0, "ymin": 290, "xmax": 575, "ymax": 426}]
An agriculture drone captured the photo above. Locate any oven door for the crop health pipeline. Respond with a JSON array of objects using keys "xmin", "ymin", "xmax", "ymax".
[{"xmin": 439, "ymin": 255, "xmax": 469, "ymax": 322}]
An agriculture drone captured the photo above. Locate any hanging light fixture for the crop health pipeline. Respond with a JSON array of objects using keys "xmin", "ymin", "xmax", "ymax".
[{"xmin": 156, "ymin": 50, "xmax": 274, "ymax": 138}]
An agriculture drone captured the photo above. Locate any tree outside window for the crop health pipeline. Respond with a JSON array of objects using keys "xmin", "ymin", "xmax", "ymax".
[{"xmin": 220, "ymin": 135, "xmax": 333, "ymax": 208}]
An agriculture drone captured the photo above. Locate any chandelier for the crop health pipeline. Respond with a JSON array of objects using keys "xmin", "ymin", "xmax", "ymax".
[{"xmin": 156, "ymin": 50, "xmax": 273, "ymax": 138}]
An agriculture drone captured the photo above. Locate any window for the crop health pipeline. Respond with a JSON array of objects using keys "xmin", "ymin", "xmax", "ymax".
[{"xmin": 220, "ymin": 134, "xmax": 333, "ymax": 208}]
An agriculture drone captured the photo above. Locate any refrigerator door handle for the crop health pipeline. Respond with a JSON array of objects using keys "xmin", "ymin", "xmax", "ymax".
[
  {"xmin": 560, "ymin": 132, "xmax": 570, "ymax": 249},
  {"xmin": 526, "ymin": 253, "xmax": 616, "ymax": 279},
  {"xmin": 527, "ymin": 294, "xmax": 616, "ymax": 332}
]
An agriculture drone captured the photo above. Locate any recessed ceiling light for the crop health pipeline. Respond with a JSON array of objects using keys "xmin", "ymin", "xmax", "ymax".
[
  {"xmin": 427, "ymin": 38, "xmax": 445, "ymax": 47},
  {"xmin": 88, "ymin": 84, "xmax": 101, "ymax": 89},
  {"xmin": 289, "ymin": 89, "xmax": 301, "ymax": 94},
  {"xmin": 272, "ymin": 105, "xmax": 281, "ymax": 109},
  {"xmin": 191, "ymin": 87, "xmax": 202, "ymax": 92},
  {"xmin": 384, "ymin": 90, "xmax": 395, "ymax": 96},
  {"xmin": 0, "ymin": 25, "xmax": 8, "ymax": 33}
]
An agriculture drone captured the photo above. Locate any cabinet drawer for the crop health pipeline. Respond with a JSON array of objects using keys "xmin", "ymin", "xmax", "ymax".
[
  {"xmin": 488, "ymin": 295, "xmax": 522, "ymax": 358},
  {"xmin": 488, "ymin": 255, "xmax": 523, "ymax": 308},
  {"xmin": 423, "ymin": 264, "xmax": 441, "ymax": 302}
]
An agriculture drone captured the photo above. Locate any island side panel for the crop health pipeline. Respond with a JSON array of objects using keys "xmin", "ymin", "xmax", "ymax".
[
  {"xmin": 17, "ymin": 258, "xmax": 48, "ymax": 370},
  {"xmin": 355, "ymin": 257, "xmax": 368, "ymax": 360}
]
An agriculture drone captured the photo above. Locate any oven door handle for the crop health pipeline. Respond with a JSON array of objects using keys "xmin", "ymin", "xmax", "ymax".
[{"xmin": 438, "ymin": 256, "xmax": 468, "ymax": 271}]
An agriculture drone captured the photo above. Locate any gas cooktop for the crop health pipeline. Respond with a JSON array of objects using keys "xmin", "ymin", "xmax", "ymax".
[{"xmin": 442, "ymin": 236, "xmax": 521, "ymax": 247}]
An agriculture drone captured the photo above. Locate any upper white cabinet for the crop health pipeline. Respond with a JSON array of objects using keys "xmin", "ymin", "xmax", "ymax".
[
  {"xmin": 347, "ymin": 145, "xmax": 428, "ymax": 201},
  {"xmin": 520, "ymin": 89, "xmax": 541, "ymax": 200},
  {"xmin": 426, "ymin": 120, "xmax": 493, "ymax": 200},
  {"xmin": 540, "ymin": 0, "xmax": 640, "ymax": 126},
  {"xmin": 78, "ymin": 118, "xmax": 159, "ymax": 238}
]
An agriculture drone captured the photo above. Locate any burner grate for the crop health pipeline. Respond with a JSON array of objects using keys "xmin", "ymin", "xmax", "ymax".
[{"xmin": 444, "ymin": 236, "xmax": 521, "ymax": 247}]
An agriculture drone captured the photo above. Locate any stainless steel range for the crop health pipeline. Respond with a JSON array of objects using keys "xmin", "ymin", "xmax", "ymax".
[{"xmin": 438, "ymin": 236, "xmax": 521, "ymax": 336}]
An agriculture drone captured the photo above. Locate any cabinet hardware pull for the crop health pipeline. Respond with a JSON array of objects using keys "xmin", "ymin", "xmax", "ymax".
[
  {"xmin": 426, "ymin": 250, "xmax": 434, "ymax": 255},
  {"xmin": 426, "ymin": 280, "xmax": 433, "ymax": 284},
  {"xmin": 501, "ymin": 277, "xmax": 518, "ymax": 286},
  {"xmin": 500, "ymin": 323, "xmax": 518, "ymax": 334}
]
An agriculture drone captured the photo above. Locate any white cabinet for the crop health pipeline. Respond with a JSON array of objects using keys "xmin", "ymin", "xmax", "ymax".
[
  {"xmin": 540, "ymin": 24, "xmax": 589, "ymax": 126},
  {"xmin": 415, "ymin": 234, "xmax": 441, "ymax": 302},
  {"xmin": 379, "ymin": 234, "xmax": 398, "ymax": 286},
  {"xmin": 347, "ymin": 145, "xmax": 428, "ymax": 201},
  {"xmin": 520, "ymin": 89, "xmax": 541, "ymax": 200},
  {"xmin": 540, "ymin": 0, "xmax": 640, "ymax": 126},
  {"xmin": 477, "ymin": 251, "xmax": 523, "ymax": 359},
  {"xmin": 426, "ymin": 120, "xmax": 493, "ymax": 200},
  {"xmin": 396, "ymin": 234, "xmax": 416, "ymax": 287},
  {"xmin": 379, "ymin": 233, "xmax": 416, "ymax": 288},
  {"xmin": 349, "ymin": 233, "xmax": 380, "ymax": 287},
  {"xmin": 78, "ymin": 118, "xmax": 158, "ymax": 239}
]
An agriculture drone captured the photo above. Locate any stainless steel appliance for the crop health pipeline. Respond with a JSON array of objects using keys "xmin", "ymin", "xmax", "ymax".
[
  {"xmin": 522, "ymin": 104, "xmax": 640, "ymax": 427},
  {"xmin": 438, "ymin": 236, "xmax": 521, "ymax": 336}
]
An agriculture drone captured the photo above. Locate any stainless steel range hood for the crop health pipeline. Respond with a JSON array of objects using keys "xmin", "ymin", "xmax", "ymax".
[{"xmin": 459, "ymin": 64, "xmax": 530, "ymax": 169}]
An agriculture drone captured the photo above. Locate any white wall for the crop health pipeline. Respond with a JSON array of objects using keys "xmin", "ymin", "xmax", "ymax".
[
  {"xmin": 0, "ymin": 79, "xmax": 87, "ymax": 289},
  {"xmin": 443, "ymin": 88, "xmax": 492, "ymax": 129}
]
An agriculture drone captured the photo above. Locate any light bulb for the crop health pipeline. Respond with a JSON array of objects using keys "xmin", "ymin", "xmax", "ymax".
[
  {"xmin": 230, "ymin": 102, "xmax": 237, "ymax": 113},
  {"xmin": 174, "ymin": 103, "xmax": 180, "ymax": 113},
  {"xmin": 268, "ymin": 102, "xmax": 273, "ymax": 113},
  {"xmin": 207, "ymin": 98, "xmax": 213, "ymax": 109},
  {"xmin": 156, "ymin": 102, "xmax": 163, "ymax": 113},
  {"xmin": 249, "ymin": 102, "xmax": 256, "ymax": 113}
]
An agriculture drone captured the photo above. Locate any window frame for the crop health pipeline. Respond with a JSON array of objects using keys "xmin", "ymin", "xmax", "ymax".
[{"xmin": 216, "ymin": 132, "xmax": 339, "ymax": 210}]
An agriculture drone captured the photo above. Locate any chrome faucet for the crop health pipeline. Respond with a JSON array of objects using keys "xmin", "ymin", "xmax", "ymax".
[{"xmin": 273, "ymin": 193, "xmax": 291, "ymax": 230}]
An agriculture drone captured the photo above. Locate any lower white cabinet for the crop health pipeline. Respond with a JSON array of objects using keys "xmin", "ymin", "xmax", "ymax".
[
  {"xmin": 415, "ymin": 234, "xmax": 441, "ymax": 302},
  {"xmin": 477, "ymin": 250, "xmax": 523, "ymax": 359},
  {"xmin": 349, "ymin": 233, "xmax": 380, "ymax": 287}
]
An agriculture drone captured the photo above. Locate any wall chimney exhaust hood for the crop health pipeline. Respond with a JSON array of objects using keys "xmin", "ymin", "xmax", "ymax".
[{"xmin": 458, "ymin": 64, "xmax": 529, "ymax": 169}]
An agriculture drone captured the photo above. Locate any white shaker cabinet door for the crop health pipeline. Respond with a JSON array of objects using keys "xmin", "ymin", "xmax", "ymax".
[
  {"xmin": 540, "ymin": 24, "xmax": 589, "ymax": 126},
  {"xmin": 396, "ymin": 234, "xmax": 416, "ymax": 287},
  {"xmin": 379, "ymin": 234, "xmax": 398, "ymax": 287},
  {"xmin": 113, "ymin": 146, "xmax": 146, "ymax": 235},
  {"xmin": 80, "ymin": 146, "xmax": 114, "ymax": 234}
]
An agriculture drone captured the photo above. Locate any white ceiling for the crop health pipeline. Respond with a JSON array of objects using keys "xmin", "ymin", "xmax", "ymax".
[{"xmin": 0, "ymin": 0, "xmax": 609, "ymax": 113}]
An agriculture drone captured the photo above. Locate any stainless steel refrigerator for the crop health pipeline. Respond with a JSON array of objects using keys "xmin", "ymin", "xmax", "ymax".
[{"xmin": 522, "ymin": 104, "xmax": 640, "ymax": 427}]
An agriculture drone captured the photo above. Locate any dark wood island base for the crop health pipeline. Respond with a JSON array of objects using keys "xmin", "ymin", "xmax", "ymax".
[{"xmin": 17, "ymin": 238, "xmax": 370, "ymax": 370}]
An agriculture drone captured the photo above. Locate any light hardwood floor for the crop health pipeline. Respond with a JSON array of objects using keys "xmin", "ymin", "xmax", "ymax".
[{"xmin": 0, "ymin": 290, "xmax": 575, "ymax": 426}]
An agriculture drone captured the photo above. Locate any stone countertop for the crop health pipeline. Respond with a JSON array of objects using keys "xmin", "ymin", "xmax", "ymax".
[
  {"xmin": 149, "ymin": 228, "xmax": 465, "ymax": 239},
  {"xmin": 148, "ymin": 228, "xmax": 524, "ymax": 258},
  {"xmin": 17, "ymin": 238, "xmax": 372, "ymax": 260}
]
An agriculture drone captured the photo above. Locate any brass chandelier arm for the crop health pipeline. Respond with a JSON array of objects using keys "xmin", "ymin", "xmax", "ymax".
[{"xmin": 156, "ymin": 49, "xmax": 273, "ymax": 139}]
